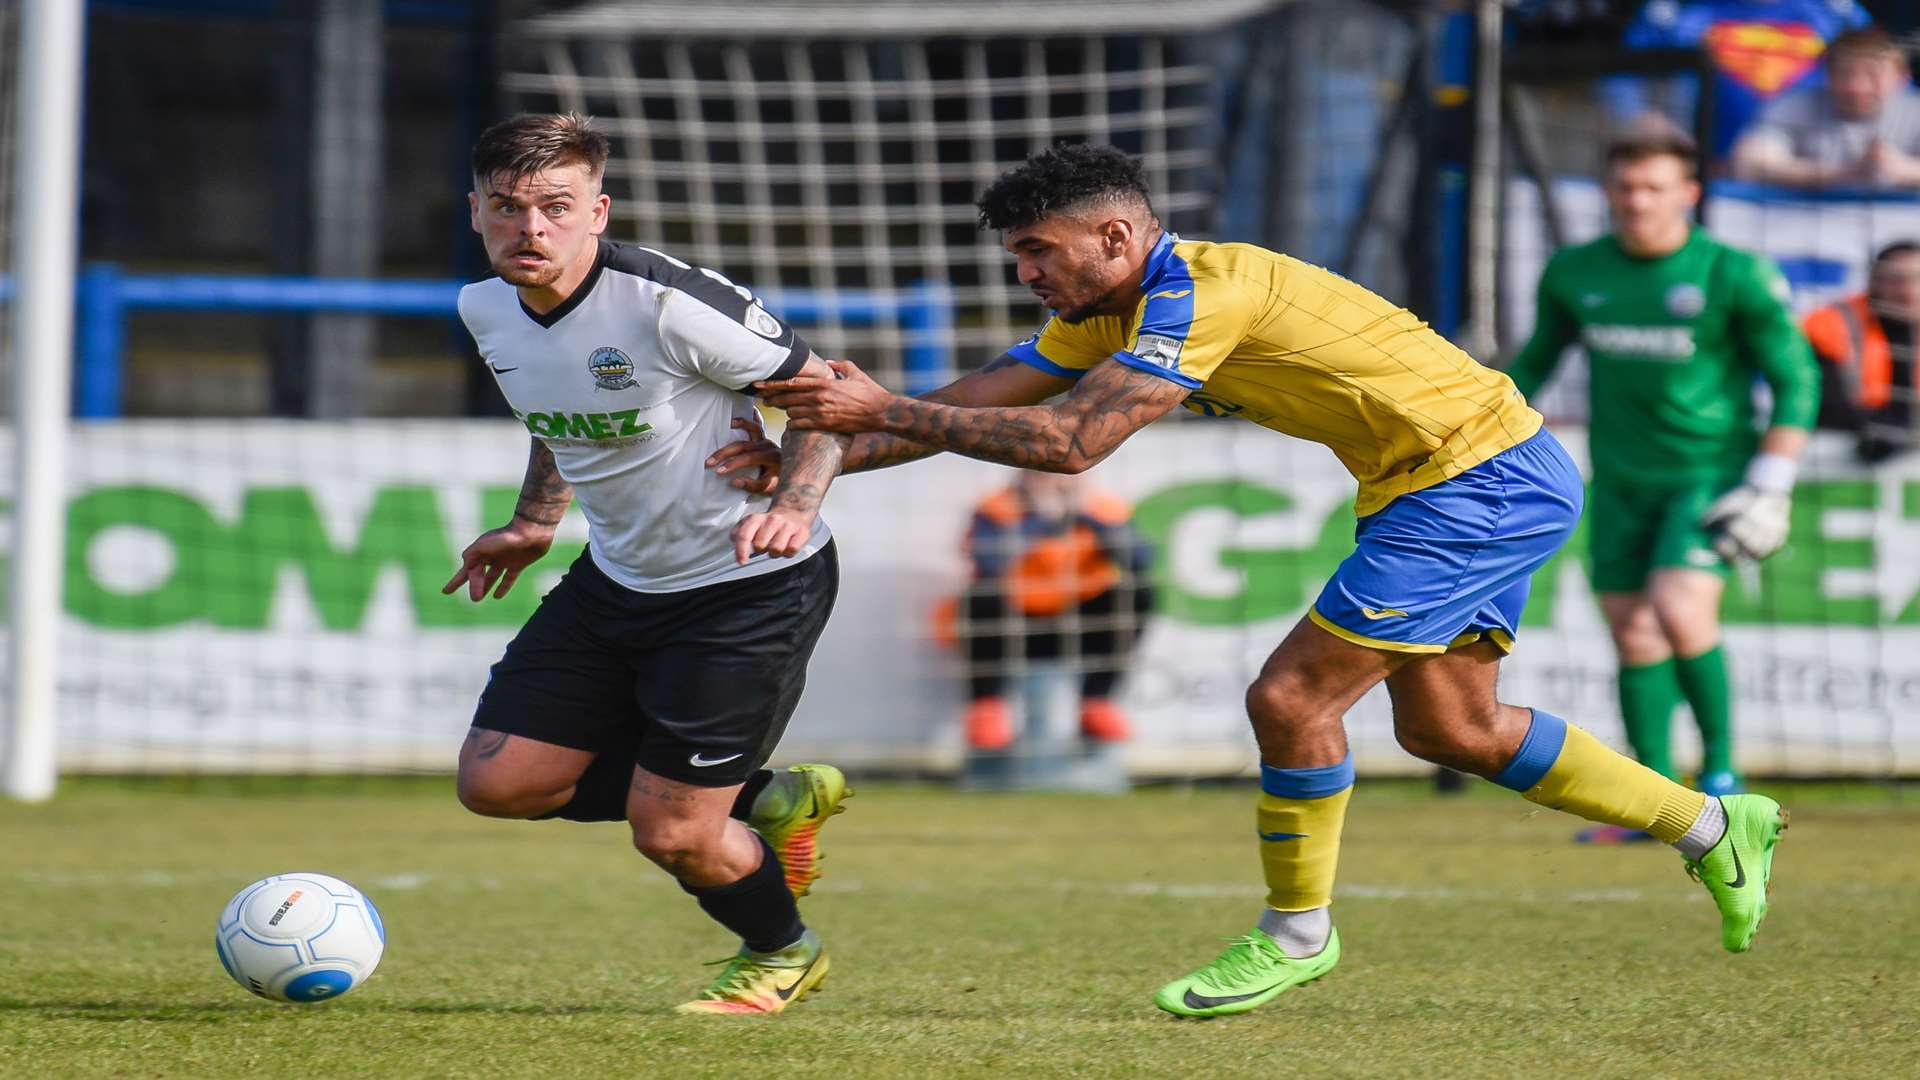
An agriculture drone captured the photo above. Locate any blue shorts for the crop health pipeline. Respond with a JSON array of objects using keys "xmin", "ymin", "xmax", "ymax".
[{"xmin": 1309, "ymin": 428, "xmax": 1583, "ymax": 655}]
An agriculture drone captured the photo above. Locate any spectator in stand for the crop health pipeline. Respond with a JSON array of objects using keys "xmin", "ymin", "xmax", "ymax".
[
  {"xmin": 956, "ymin": 472, "xmax": 1156, "ymax": 751},
  {"xmin": 1731, "ymin": 28, "xmax": 1920, "ymax": 188},
  {"xmin": 1803, "ymin": 240, "xmax": 1920, "ymax": 461},
  {"xmin": 1607, "ymin": 0, "xmax": 1874, "ymax": 159}
]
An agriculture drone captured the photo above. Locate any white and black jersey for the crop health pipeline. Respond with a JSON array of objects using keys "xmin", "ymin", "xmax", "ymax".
[{"xmin": 458, "ymin": 238, "xmax": 832, "ymax": 593}]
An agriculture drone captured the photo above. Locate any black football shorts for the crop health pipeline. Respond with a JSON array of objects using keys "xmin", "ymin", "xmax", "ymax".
[{"xmin": 471, "ymin": 542, "xmax": 838, "ymax": 787}]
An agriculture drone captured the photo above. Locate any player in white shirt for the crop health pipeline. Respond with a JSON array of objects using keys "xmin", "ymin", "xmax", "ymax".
[{"xmin": 444, "ymin": 114, "xmax": 848, "ymax": 1014}]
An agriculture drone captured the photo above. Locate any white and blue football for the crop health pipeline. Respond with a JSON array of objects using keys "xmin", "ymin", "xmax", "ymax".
[{"xmin": 216, "ymin": 873, "xmax": 385, "ymax": 1003}]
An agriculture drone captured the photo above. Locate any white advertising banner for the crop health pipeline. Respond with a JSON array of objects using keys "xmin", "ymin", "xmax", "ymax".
[{"xmin": 4, "ymin": 420, "xmax": 1916, "ymax": 775}]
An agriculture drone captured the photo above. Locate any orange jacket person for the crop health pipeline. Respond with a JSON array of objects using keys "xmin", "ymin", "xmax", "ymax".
[
  {"xmin": 1803, "ymin": 240, "xmax": 1920, "ymax": 461},
  {"xmin": 959, "ymin": 471, "xmax": 1155, "ymax": 750}
]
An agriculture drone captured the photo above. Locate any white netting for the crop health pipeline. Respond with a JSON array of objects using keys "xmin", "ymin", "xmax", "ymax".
[{"xmin": 500, "ymin": 3, "xmax": 1285, "ymax": 385}]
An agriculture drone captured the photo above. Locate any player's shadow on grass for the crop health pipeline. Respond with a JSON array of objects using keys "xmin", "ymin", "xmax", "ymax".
[
  {"xmin": 0, "ymin": 998, "xmax": 252, "ymax": 1023},
  {"xmin": 0, "ymin": 998, "xmax": 638, "ymax": 1020},
  {"xmin": 378, "ymin": 1002, "xmax": 638, "ymax": 1016}
]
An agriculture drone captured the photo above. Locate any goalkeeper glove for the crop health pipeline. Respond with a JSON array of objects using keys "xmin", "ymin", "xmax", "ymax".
[{"xmin": 1698, "ymin": 453, "xmax": 1796, "ymax": 562}]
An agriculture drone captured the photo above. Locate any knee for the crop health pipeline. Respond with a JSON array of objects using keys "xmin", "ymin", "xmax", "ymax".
[
  {"xmin": 1650, "ymin": 600, "xmax": 1718, "ymax": 653},
  {"xmin": 456, "ymin": 769, "xmax": 540, "ymax": 819},
  {"xmin": 1392, "ymin": 713, "xmax": 1461, "ymax": 765},
  {"xmin": 1246, "ymin": 671, "xmax": 1317, "ymax": 726},
  {"xmin": 1392, "ymin": 700, "xmax": 1508, "ymax": 772},
  {"xmin": 629, "ymin": 818, "xmax": 719, "ymax": 874},
  {"xmin": 1608, "ymin": 618, "xmax": 1669, "ymax": 664}
]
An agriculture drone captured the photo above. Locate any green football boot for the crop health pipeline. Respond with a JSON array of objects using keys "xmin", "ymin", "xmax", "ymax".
[
  {"xmin": 675, "ymin": 930, "xmax": 830, "ymax": 1015},
  {"xmin": 1684, "ymin": 794, "xmax": 1788, "ymax": 953},
  {"xmin": 1153, "ymin": 927, "xmax": 1341, "ymax": 1017},
  {"xmin": 746, "ymin": 764, "xmax": 853, "ymax": 898}
]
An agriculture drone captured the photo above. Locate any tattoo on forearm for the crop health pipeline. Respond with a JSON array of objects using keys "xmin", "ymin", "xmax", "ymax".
[
  {"xmin": 513, "ymin": 439, "xmax": 573, "ymax": 526},
  {"xmin": 840, "ymin": 354, "xmax": 1021, "ymax": 473},
  {"xmin": 771, "ymin": 429, "xmax": 848, "ymax": 514},
  {"xmin": 842, "ymin": 432, "xmax": 941, "ymax": 474},
  {"xmin": 876, "ymin": 362, "xmax": 1184, "ymax": 472},
  {"xmin": 464, "ymin": 729, "xmax": 509, "ymax": 761}
]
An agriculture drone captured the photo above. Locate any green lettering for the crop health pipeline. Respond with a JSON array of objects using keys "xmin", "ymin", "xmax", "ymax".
[
  {"xmin": 64, "ymin": 487, "xmax": 220, "ymax": 628},
  {"xmin": 567, "ymin": 413, "xmax": 595, "ymax": 438},
  {"xmin": 586, "ymin": 413, "xmax": 615, "ymax": 439},
  {"xmin": 1132, "ymin": 481, "xmax": 1352, "ymax": 625},
  {"xmin": 209, "ymin": 486, "xmax": 462, "ymax": 631},
  {"xmin": 1897, "ymin": 481, "xmax": 1920, "ymax": 623},
  {"xmin": 611, "ymin": 409, "xmax": 646, "ymax": 436}
]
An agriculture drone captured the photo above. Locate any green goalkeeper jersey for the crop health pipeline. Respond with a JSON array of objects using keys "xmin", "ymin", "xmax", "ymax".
[{"xmin": 1505, "ymin": 227, "xmax": 1818, "ymax": 482}]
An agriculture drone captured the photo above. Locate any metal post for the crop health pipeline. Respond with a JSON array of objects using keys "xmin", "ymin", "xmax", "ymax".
[
  {"xmin": 307, "ymin": 0, "xmax": 385, "ymax": 418},
  {"xmin": 1463, "ymin": 0, "xmax": 1503, "ymax": 363},
  {"xmin": 5, "ymin": 0, "xmax": 85, "ymax": 802}
]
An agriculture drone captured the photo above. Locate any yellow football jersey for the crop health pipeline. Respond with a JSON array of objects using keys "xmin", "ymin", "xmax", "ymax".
[{"xmin": 1008, "ymin": 235, "xmax": 1542, "ymax": 517}]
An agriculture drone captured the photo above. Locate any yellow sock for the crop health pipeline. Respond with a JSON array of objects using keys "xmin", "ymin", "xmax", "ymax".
[
  {"xmin": 1257, "ymin": 754, "xmax": 1354, "ymax": 910},
  {"xmin": 1495, "ymin": 709, "xmax": 1706, "ymax": 844}
]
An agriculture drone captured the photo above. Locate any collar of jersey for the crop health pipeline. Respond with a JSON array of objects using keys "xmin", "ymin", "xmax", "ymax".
[
  {"xmin": 519, "ymin": 239, "xmax": 610, "ymax": 329},
  {"xmin": 1140, "ymin": 231, "xmax": 1180, "ymax": 290}
]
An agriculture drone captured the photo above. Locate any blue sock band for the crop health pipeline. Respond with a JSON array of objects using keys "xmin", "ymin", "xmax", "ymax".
[
  {"xmin": 1260, "ymin": 752, "xmax": 1356, "ymax": 799},
  {"xmin": 1492, "ymin": 709, "xmax": 1568, "ymax": 792}
]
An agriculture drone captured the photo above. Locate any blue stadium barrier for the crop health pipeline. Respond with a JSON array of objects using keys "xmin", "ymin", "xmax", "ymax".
[{"xmin": 67, "ymin": 266, "xmax": 955, "ymax": 417}]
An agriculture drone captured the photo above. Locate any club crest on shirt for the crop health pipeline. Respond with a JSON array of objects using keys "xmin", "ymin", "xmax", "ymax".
[
  {"xmin": 588, "ymin": 346, "xmax": 636, "ymax": 390},
  {"xmin": 1665, "ymin": 283, "xmax": 1706, "ymax": 319},
  {"xmin": 744, "ymin": 301, "xmax": 785, "ymax": 340}
]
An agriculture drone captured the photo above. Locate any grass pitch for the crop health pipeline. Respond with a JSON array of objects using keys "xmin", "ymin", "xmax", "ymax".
[{"xmin": 2, "ymin": 776, "xmax": 1916, "ymax": 1078}]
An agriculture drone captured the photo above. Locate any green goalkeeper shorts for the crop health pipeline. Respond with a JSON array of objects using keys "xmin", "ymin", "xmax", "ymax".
[{"xmin": 1586, "ymin": 474, "xmax": 1738, "ymax": 594}]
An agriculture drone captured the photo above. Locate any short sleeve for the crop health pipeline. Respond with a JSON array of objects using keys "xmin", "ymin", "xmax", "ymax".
[
  {"xmin": 1111, "ymin": 275, "xmax": 1256, "ymax": 389},
  {"xmin": 1007, "ymin": 317, "xmax": 1119, "ymax": 379}
]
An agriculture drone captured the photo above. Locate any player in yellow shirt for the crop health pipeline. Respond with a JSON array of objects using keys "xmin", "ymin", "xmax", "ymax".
[{"xmin": 735, "ymin": 144, "xmax": 1786, "ymax": 1016}]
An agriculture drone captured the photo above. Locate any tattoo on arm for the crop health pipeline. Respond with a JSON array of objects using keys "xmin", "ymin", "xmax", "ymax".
[
  {"xmin": 842, "ymin": 432, "xmax": 942, "ymax": 474},
  {"xmin": 874, "ymin": 361, "xmax": 1187, "ymax": 472},
  {"xmin": 772, "ymin": 429, "xmax": 849, "ymax": 514},
  {"xmin": 839, "ymin": 354, "xmax": 1032, "ymax": 474},
  {"xmin": 464, "ymin": 728, "xmax": 510, "ymax": 761},
  {"xmin": 629, "ymin": 774, "xmax": 698, "ymax": 803},
  {"xmin": 513, "ymin": 438, "xmax": 573, "ymax": 527}
]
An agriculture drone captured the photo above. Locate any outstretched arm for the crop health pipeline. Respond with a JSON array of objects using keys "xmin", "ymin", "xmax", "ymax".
[
  {"xmin": 823, "ymin": 354, "xmax": 1075, "ymax": 473},
  {"xmin": 774, "ymin": 357, "xmax": 1190, "ymax": 473}
]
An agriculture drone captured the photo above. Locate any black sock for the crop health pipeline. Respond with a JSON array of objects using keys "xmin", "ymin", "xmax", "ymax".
[
  {"xmin": 533, "ymin": 751, "xmax": 632, "ymax": 822},
  {"xmin": 729, "ymin": 769, "xmax": 776, "ymax": 821},
  {"xmin": 682, "ymin": 834, "xmax": 805, "ymax": 954}
]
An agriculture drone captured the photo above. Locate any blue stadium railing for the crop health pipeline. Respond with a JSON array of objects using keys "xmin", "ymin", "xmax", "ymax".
[{"xmin": 63, "ymin": 266, "xmax": 955, "ymax": 418}]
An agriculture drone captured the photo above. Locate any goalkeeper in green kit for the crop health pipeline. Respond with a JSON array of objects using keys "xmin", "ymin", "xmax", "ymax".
[{"xmin": 1507, "ymin": 129, "xmax": 1819, "ymax": 827}]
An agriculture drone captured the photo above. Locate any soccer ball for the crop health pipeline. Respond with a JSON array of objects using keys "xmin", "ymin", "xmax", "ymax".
[{"xmin": 215, "ymin": 873, "xmax": 385, "ymax": 1003}]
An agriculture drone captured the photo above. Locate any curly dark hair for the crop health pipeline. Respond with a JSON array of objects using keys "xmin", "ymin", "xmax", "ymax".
[
  {"xmin": 471, "ymin": 113, "xmax": 610, "ymax": 188},
  {"xmin": 976, "ymin": 143, "xmax": 1155, "ymax": 231}
]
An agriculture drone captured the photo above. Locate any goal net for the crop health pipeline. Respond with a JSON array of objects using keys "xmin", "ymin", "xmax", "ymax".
[{"xmin": 498, "ymin": 0, "xmax": 1277, "ymax": 389}]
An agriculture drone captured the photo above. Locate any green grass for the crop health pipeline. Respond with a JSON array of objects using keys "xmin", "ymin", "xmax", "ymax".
[{"xmin": 2, "ymin": 778, "xmax": 1916, "ymax": 1078}]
